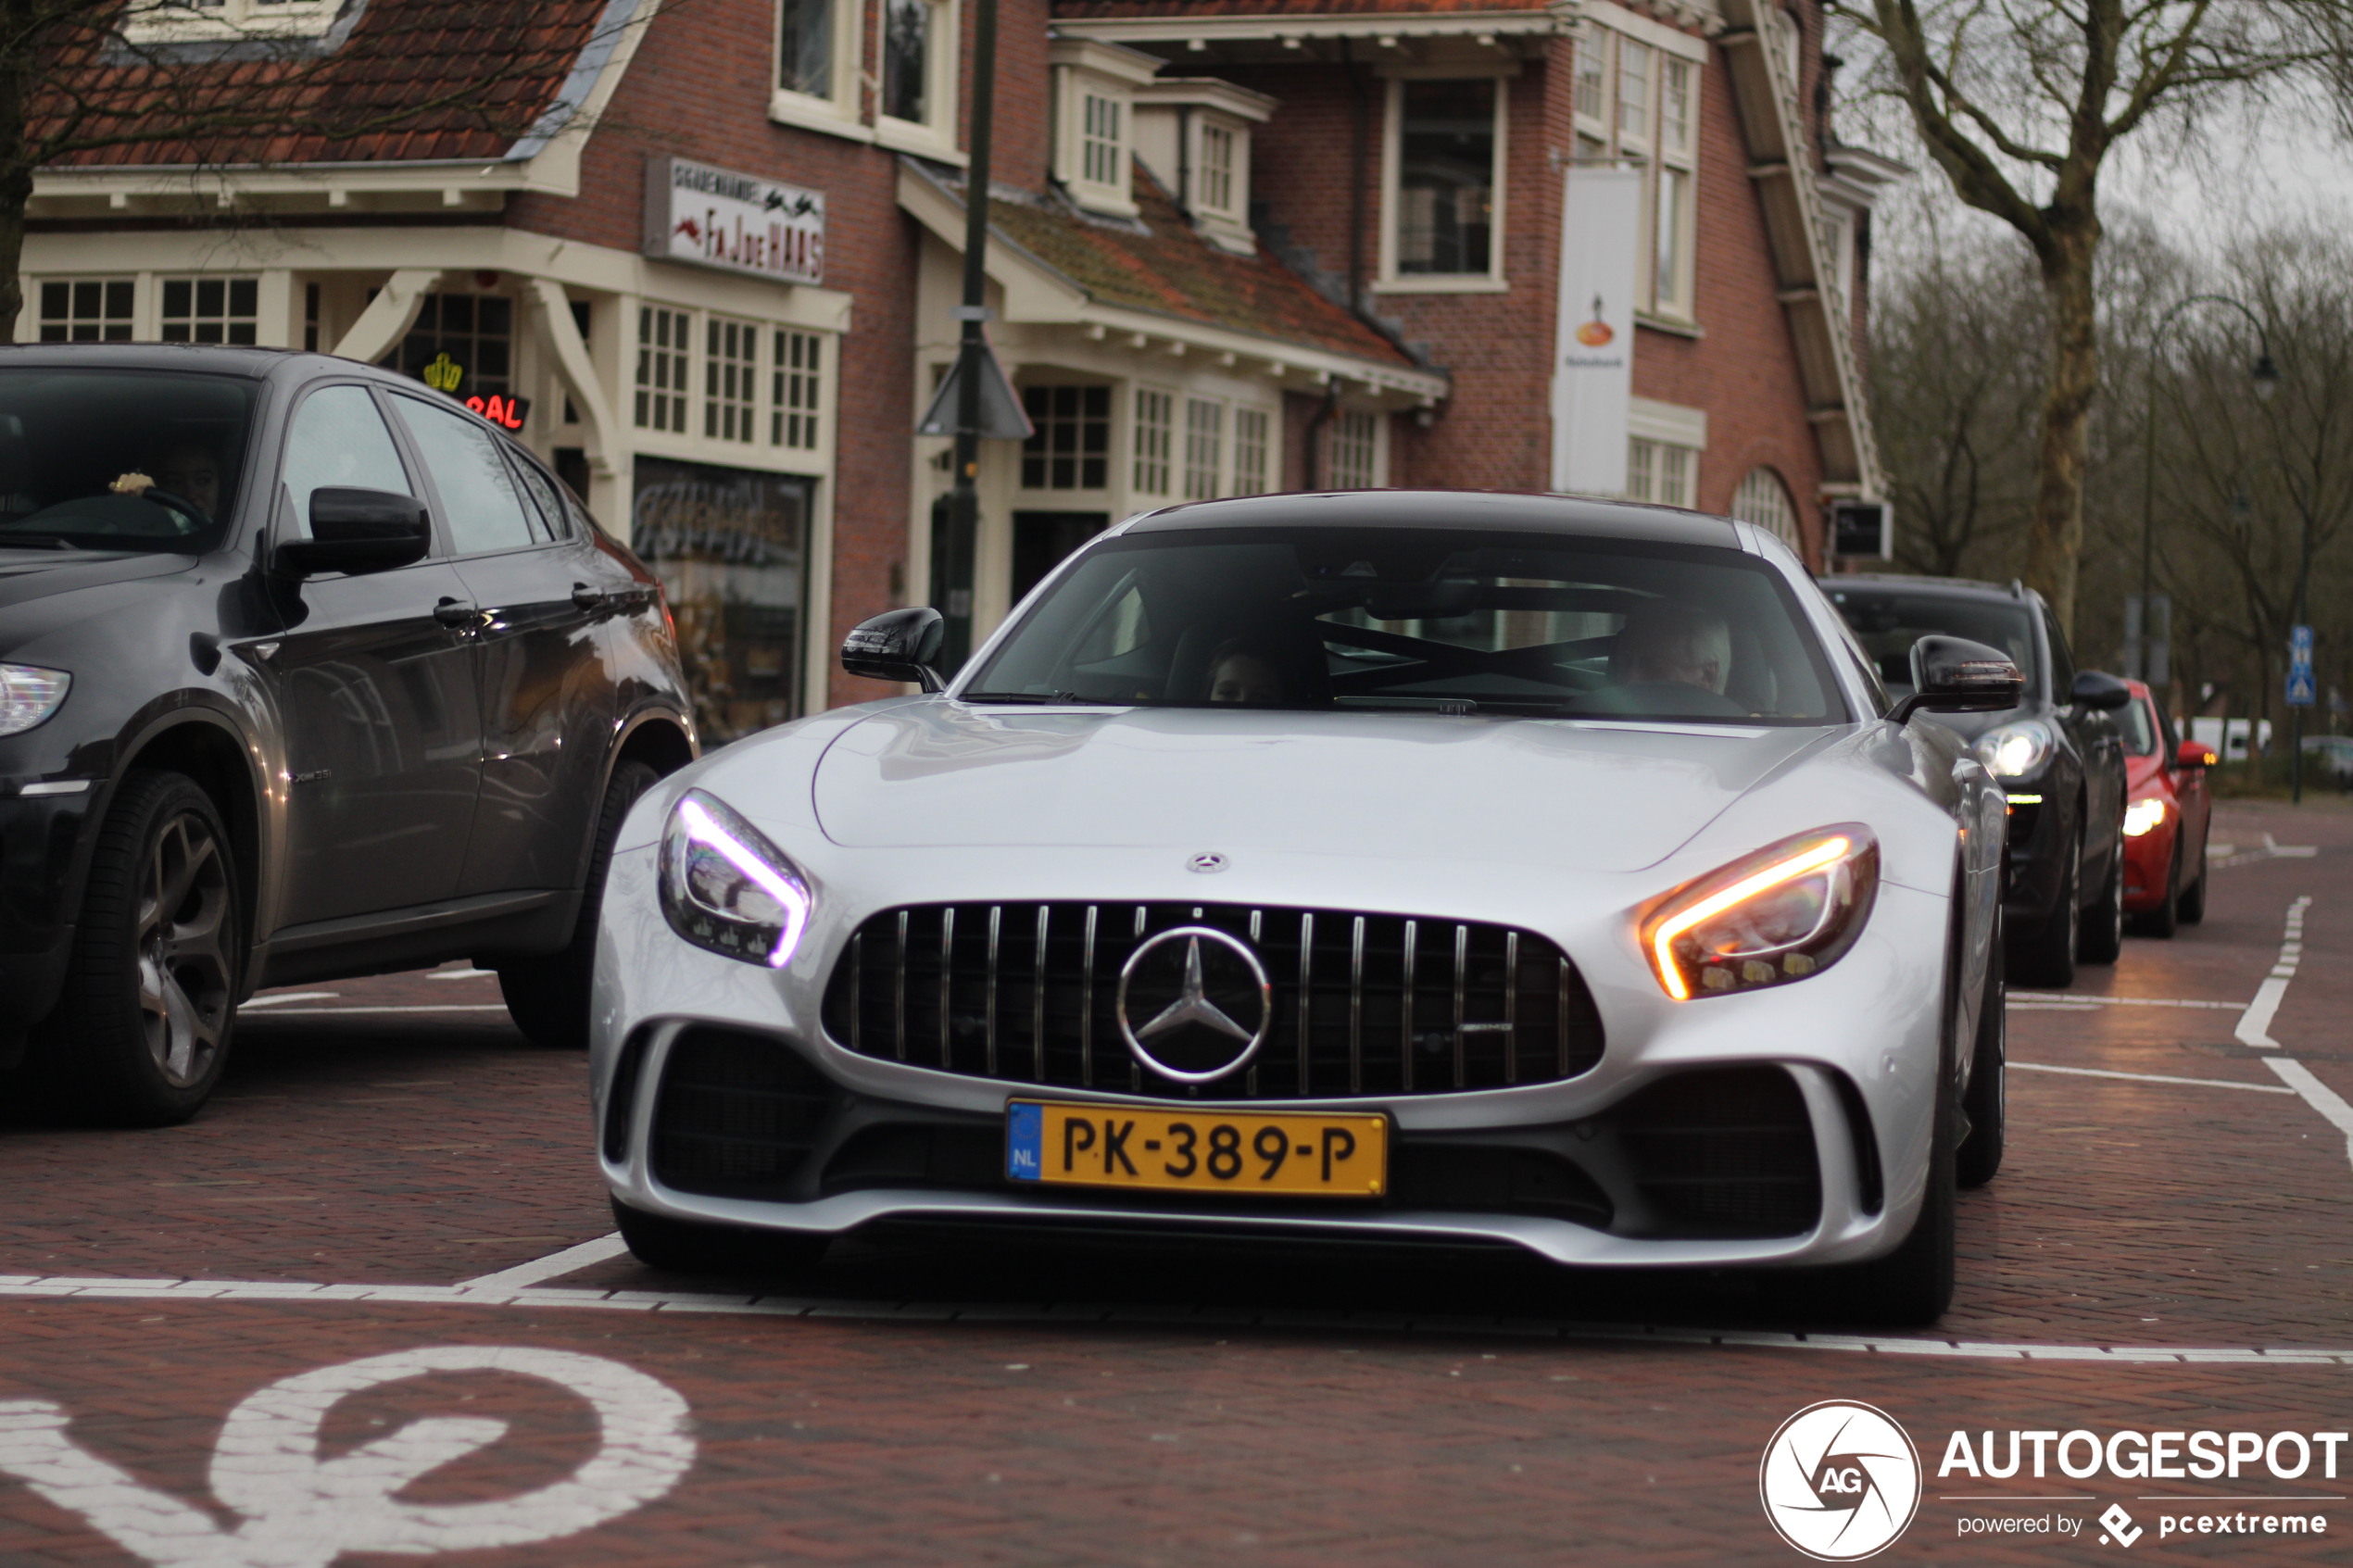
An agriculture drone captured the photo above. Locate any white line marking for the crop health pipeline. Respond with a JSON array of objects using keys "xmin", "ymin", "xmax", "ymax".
[
  {"xmin": 7, "ymin": 1273, "xmax": 2353, "ymax": 1363},
  {"xmin": 2266, "ymin": 1057, "xmax": 2353, "ymax": 1175},
  {"xmin": 236, "ymin": 993, "xmax": 341, "ymax": 1010},
  {"xmin": 428, "ymin": 968, "xmax": 498, "ymax": 980},
  {"xmin": 2008, "ymin": 993, "xmax": 2246, "ymax": 1011},
  {"xmin": 2010, "ymin": 1062, "xmax": 2296, "ymax": 1095},
  {"xmin": 2234, "ymin": 895, "xmax": 2311, "ymax": 1047},
  {"xmin": 456, "ymin": 1235, "xmax": 632, "ymax": 1293},
  {"xmin": 236, "ymin": 1006, "xmax": 510, "ymax": 1017},
  {"xmin": 2265, "ymin": 833, "xmax": 2321, "ymax": 859}
]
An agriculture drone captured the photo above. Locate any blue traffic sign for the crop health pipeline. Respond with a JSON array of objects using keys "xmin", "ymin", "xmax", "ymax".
[
  {"xmin": 2291, "ymin": 623, "xmax": 2315, "ymax": 655},
  {"xmin": 2288, "ymin": 623, "xmax": 2315, "ymax": 707}
]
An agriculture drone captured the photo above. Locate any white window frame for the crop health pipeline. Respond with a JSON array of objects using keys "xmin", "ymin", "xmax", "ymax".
[
  {"xmin": 1575, "ymin": 6, "xmax": 1706, "ymax": 324},
  {"xmin": 875, "ymin": 0, "xmax": 963, "ymax": 161},
  {"xmin": 1327, "ymin": 408, "xmax": 1388, "ymax": 490},
  {"xmin": 1231, "ymin": 405, "xmax": 1274, "ymax": 495},
  {"xmin": 1732, "ymin": 466, "xmax": 1802, "ymax": 548},
  {"xmin": 120, "ymin": 0, "xmax": 338, "ymax": 44},
  {"xmin": 1131, "ymin": 385, "xmax": 1175, "ymax": 496},
  {"xmin": 1181, "ymin": 395, "xmax": 1225, "ymax": 500},
  {"xmin": 1051, "ymin": 39, "xmax": 1161, "ymax": 219},
  {"xmin": 774, "ymin": 328, "xmax": 824, "ymax": 452},
  {"xmin": 1377, "ymin": 69, "xmax": 1512, "ymax": 295},
  {"xmin": 770, "ymin": 0, "xmax": 868, "ymax": 142}
]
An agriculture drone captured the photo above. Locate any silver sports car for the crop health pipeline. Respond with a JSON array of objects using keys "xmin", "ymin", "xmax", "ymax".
[{"xmin": 590, "ymin": 492, "xmax": 2018, "ymax": 1323}]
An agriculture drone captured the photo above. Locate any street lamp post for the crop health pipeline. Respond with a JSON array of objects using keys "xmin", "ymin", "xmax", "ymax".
[
  {"xmin": 938, "ymin": 0, "xmax": 1001, "ymax": 673},
  {"xmin": 2134, "ymin": 295, "xmax": 2280, "ymax": 709}
]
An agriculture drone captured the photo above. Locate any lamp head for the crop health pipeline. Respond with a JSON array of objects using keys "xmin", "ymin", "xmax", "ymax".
[{"xmin": 2253, "ymin": 352, "xmax": 2283, "ymax": 400}]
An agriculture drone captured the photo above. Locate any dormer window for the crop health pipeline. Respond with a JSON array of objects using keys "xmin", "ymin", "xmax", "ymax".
[
  {"xmin": 1131, "ymin": 78, "xmax": 1275, "ymax": 254},
  {"xmin": 1051, "ymin": 39, "xmax": 1164, "ymax": 220}
]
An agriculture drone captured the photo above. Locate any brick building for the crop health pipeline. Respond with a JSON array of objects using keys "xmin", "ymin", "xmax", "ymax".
[{"xmin": 23, "ymin": 0, "xmax": 1887, "ymax": 730}]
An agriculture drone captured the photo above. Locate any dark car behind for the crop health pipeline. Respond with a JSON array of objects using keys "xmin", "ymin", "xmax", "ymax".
[
  {"xmin": 0, "ymin": 345, "xmax": 695, "ymax": 1124},
  {"xmin": 1823, "ymin": 575, "xmax": 2129, "ymax": 986}
]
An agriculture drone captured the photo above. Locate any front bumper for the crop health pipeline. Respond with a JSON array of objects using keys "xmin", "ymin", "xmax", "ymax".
[
  {"xmin": 0, "ymin": 790, "xmax": 94, "ymax": 1031},
  {"xmin": 1998, "ymin": 785, "xmax": 2073, "ymax": 938},
  {"xmin": 591, "ymin": 844, "xmax": 1954, "ymax": 1272}
]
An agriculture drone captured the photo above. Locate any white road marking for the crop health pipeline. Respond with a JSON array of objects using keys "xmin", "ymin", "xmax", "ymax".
[
  {"xmin": 428, "ymin": 968, "xmax": 497, "ymax": 980},
  {"xmin": 2266, "ymin": 1058, "xmax": 2353, "ymax": 1170},
  {"xmin": 2008, "ymin": 993, "xmax": 2246, "ymax": 1010},
  {"xmin": 6, "ymin": 1273, "xmax": 2353, "ymax": 1364},
  {"xmin": 2266, "ymin": 833, "xmax": 2321, "ymax": 859},
  {"xmin": 235, "ymin": 993, "xmax": 341, "ymax": 1010},
  {"xmin": 2010, "ymin": 1062, "xmax": 2296, "ymax": 1095},
  {"xmin": 2211, "ymin": 834, "xmax": 2319, "ymax": 870},
  {"xmin": 235, "ymin": 1006, "xmax": 510, "ymax": 1017},
  {"xmin": 2233, "ymin": 895, "xmax": 2309, "ymax": 1048},
  {"xmin": 0, "ymin": 1347, "xmax": 693, "ymax": 1568},
  {"xmin": 456, "ymin": 1234, "xmax": 632, "ymax": 1293}
]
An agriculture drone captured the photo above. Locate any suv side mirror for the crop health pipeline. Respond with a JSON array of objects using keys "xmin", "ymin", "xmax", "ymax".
[
  {"xmin": 276, "ymin": 488, "xmax": 431, "ymax": 576},
  {"xmin": 1889, "ymin": 635, "xmax": 2026, "ymax": 724},
  {"xmin": 2176, "ymin": 738, "xmax": 2217, "ymax": 769},
  {"xmin": 842, "ymin": 607, "xmax": 946, "ymax": 693},
  {"xmin": 2070, "ymin": 670, "xmax": 2133, "ymax": 710}
]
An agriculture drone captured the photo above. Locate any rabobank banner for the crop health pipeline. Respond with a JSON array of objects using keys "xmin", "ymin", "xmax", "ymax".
[{"xmin": 1549, "ymin": 165, "xmax": 1642, "ymax": 496}]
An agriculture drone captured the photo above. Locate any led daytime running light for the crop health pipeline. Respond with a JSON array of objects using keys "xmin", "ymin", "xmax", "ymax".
[{"xmin": 1650, "ymin": 837, "xmax": 1850, "ymax": 1001}]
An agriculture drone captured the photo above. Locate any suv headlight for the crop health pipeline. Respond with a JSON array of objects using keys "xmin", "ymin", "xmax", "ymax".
[
  {"xmin": 1641, "ymin": 826, "xmax": 1880, "ymax": 1000},
  {"xmin": 1973, "ymin": 719, "xmax": 2055, "ymax": 779},
  {"xmin": 0, "ymin": 664, "xmax": 69, "ymax": 737},
  {"xmin": 658, "ymin": 789, "xmax": 814, "ymax": 967}
]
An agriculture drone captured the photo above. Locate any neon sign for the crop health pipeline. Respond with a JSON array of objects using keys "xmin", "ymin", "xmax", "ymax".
[{"xmin": 464, "ymin": 393, "xmax": 531, "ymax": 431}]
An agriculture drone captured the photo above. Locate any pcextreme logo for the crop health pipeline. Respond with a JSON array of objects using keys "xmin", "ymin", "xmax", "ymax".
[{"xmin": 1759, "ymin": 1400, "xmax": 1924, "ymax": 1561}]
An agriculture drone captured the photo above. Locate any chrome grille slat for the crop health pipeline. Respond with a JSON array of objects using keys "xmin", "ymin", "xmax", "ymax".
[{"xmin": 824, "ymin": 901, "xmax": 1603, "ymax": 1101}]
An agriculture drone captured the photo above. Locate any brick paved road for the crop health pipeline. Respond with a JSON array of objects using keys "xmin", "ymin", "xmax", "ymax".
[{"xmin": 5, "ymin": 800, "xmax": 2352, "ymax": 1565}]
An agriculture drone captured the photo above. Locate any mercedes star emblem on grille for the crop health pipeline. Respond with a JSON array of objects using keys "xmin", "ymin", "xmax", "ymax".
[{"xmin": 1116, "ymin": 925, "xmax": 1273, "ymax": 1084}]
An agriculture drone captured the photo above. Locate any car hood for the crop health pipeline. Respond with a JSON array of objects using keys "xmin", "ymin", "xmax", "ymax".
[
  {"xmin": 809, "ymin": 702, "xmax": 1840, "ymax": 873},
  {"xmin": 0, "ymin": 548, "xmax": 191, "ymax": 612}
]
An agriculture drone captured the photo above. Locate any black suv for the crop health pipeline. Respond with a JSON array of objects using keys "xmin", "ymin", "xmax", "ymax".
[
  {"xmin": 1824, "ymin": 575, "xmax": 2130, "ymax": 986},
  {"xmin": 0, "ymin": 346, "xmax": 695, "ymax": 1123}
]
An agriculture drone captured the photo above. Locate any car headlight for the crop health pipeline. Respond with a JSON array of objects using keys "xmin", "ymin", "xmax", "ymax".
[
  {"xmin": 2122, "ymin": 796, "xmax": 2167, "ymax": 837},
  {"xmin": 657, "ymin": 789, "xmax": 814, "ymax": 967},
  {"xmin": 1641, "ymin": 826, "xmax": 1880, "ymax": 1000},
  {"xmin": 1972, "ymin": 720, "xmax": 2055, "ymax": 779},
  {"xmin": 0, "ymin": 664, "xmax": 69, "ymax": 737}
]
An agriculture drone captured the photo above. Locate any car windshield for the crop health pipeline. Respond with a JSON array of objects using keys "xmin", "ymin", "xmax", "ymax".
[
  {"xmin": 0, "ymin": 369, "xmax": 256, "ymax": 554},
  {"xmin": 1825, "ymin": 588, "xmax": 2038, "ymax": 698},
  {"xmin": 2118, "ymin": 696, "xmax": 2159, "ymax": 757},
  {"xmin": 963, "ymin": 526, "xmax": 1848, "ymax": 725}
]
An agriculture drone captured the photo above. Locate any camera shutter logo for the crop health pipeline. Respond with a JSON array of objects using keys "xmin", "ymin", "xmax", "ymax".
[{"xmin": 1758, "ymin": 1400, "xmax": 1922, "ymax": 1561}]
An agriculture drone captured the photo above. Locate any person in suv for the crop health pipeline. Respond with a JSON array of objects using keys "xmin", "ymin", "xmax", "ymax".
[
  {"xmin": 1823, "ymin": 576, "xmax": 2130, "ymax": 986},
  {"xmin": 0, "ymin": 345, "xmax": 696, "ymax": 1124}
]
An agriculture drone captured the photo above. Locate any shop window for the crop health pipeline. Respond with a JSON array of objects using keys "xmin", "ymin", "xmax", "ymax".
[
  {"xmin": 1732, "ymin": 466, "xmax": 1801, "ymax": 548},
  {"xmin": 631, "ymin": 457, "xmax": 811, "ymax": 743},
  {"xmin": 1182, "ymin": 397, "xmax": 1224, "ymax": 500},
  {"xmin": 1132, "ymin": 387, "xmax": 1173, "ymax": 495},
  {"xmin": 706, "ymin": 317, "xmax": 759, "ymax": 444},
  {"xmin": 1390, "ymin": 79, "xmax": 1501, "ymax": 281},
  {"xmin": 391, "ymin": 294, "xmax": 511, "ymax": 399},
  {"xmin": 636, "ymin": 306, "xmax": 691, "ymax": 433},
  {"xmin": 1232, "ymin": 407, "xmax": 1271, "ymax": 495},
  {"xmin": 1021, "ymin": 384, "xmax": 1110, "ymax": 490},
  {"xmin": 37, "ymin": 279, "xmax": 132, "ymax": 342},
  {"xmin": 158, "ymin": 277, "xmax": 259, "ymax": 345},
  {"xmin": 1328, "ymin": 410, "xmax": 1384, "ymax": 490},
  {"xmin": 774, "ymin": 330, "xmax": 823, "ymax": 450},
  {"xmin": 1627, "ymin": 437, "xmax": 1697, "ymax": 508}
]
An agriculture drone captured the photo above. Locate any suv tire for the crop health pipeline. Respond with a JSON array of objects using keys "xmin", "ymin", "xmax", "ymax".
[
  {"xmin": 497, "ymin": 759, "xmax": 661, "ymax": 1048},
  {"xmin": 2009, "ymin": 832, "xmax": 2080, "ymax": 987},
  {"xmin": 2078, "ymin": 831, "xmax": 2125, "ymax": 964},
  {"xmin": 36, "ymin": 770, "xmax": 241, "ymax": 1125}
]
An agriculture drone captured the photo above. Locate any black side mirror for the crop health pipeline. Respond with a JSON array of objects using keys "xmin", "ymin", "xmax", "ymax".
[
  {"xmin": 842, "ymin": 607, "xmax": 946, "ymax": 693},
  {"xmin": 1889, "ymin": 635, "xmax": 2026, "ymax": 724},
  {"xmin": 276, "ymin": 488, "xmax": 431, "ymax": 576},
  {"xmin": 2070, "ymin": 670, "xmax": 2133, "ymax": 710}
]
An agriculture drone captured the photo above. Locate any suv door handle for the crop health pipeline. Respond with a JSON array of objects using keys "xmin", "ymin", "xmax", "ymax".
[
  {"xmin": 571, "ymin": 583, "xmax": 607, "ymax": 611},
  {"xmin": 433, "ymin": 598, "xmax": 479, "ymax": 629}
]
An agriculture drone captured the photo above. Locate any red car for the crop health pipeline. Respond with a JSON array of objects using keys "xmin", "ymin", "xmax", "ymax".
[{"xmin": 2120, "ymin": 679, "xmax": 2215, "ymax": 935}]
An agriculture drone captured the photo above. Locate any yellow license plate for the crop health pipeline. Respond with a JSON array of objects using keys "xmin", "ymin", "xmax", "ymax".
[{"xmin": 1005, "ymin": 1100, "xmax": 1387, "ymax": 1198}]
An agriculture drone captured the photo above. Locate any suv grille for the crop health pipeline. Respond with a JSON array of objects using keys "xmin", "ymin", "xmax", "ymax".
[{"xmin": 821, "ymin": 901, "xmax": 1604, "ymax": 1099}]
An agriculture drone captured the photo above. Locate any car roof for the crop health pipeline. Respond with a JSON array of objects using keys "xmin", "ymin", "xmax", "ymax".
[
  {"xmin": 1121, "ymin": 489, "xmax": 1745, "ymax": 547},
  {"xmin": 0, "ymin": 343, "xmax": 381, "ymax": 383},
  {"xmin": 1819, "ymin": 571, "xmax": 2045, "ymax": 608}
]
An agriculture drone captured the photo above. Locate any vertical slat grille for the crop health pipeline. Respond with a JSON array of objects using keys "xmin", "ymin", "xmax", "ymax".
[{"xmin": 821, "ymin": 902, "xmax": 1604, "ymax": 1101}]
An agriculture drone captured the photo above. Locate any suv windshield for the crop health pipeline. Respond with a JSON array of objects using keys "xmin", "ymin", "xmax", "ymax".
[
  {"xmin": 1826, "ymin": 587, "xmax": 2039, "ymax": 699},
  {"xmin": 0, "ymin": 370, "xmax": 256, "ymax": 553},
  {"xmin": 964, "ymin": 527, "xmax": 1848, "ymax": 724}
]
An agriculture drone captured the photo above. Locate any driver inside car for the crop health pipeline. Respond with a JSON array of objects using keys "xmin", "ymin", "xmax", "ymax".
[
  {"xmin": 1207, "ymin": 640, "xmax": 1290, "ymax": 705},
  {"xmin": 1568, "ymin": 597, "xmax": 1744, "ymax": 716}
]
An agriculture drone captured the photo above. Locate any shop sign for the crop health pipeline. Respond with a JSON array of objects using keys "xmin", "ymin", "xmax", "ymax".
[
  {"xmin": 643, "ymin": 157, "xmax": 824, "ymax": 286},
  {"xmin": 420, "ymin": 352, "xmax": 531, "ymax": 431}
]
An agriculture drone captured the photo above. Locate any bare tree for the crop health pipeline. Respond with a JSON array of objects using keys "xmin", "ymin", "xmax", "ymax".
[
  {"xmin": 1831, "ymin": 0, "xmax": 2353, "ymax": 633},
  {"xmin": 0, "ymin": 0, "xmax": 648, "ymax": 333}
]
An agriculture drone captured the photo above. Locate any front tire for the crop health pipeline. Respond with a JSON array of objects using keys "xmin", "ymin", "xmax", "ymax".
[
  {"xmin": 2079, "ymin": 829, "xmax": 2124, "ymax": 964},
  {"xmin": 2176, "ymin": 829, "xmax": 2208, "ymax": 924},
  {"xmin": 610, "ymin": 1198, "xmax": 829, "ymax": 1277},
  {"xmin": 2009, "ymin": 832, "xmax": 2080, "ymax": 987},
  {"xmin": 36, "ymin": 771, "xmax": 242, "ymax": 1126},
  {"xmin": 496, "ymin": 759, "xmax": 660, "ymax": 1048},
  {"xmin": 2137, "ymin": 833, "xmax": 2181, "ymax": 939},
  {"xmin": 1957, "ymin": 939, "xmax": 2005, "ymax": 1188}
]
